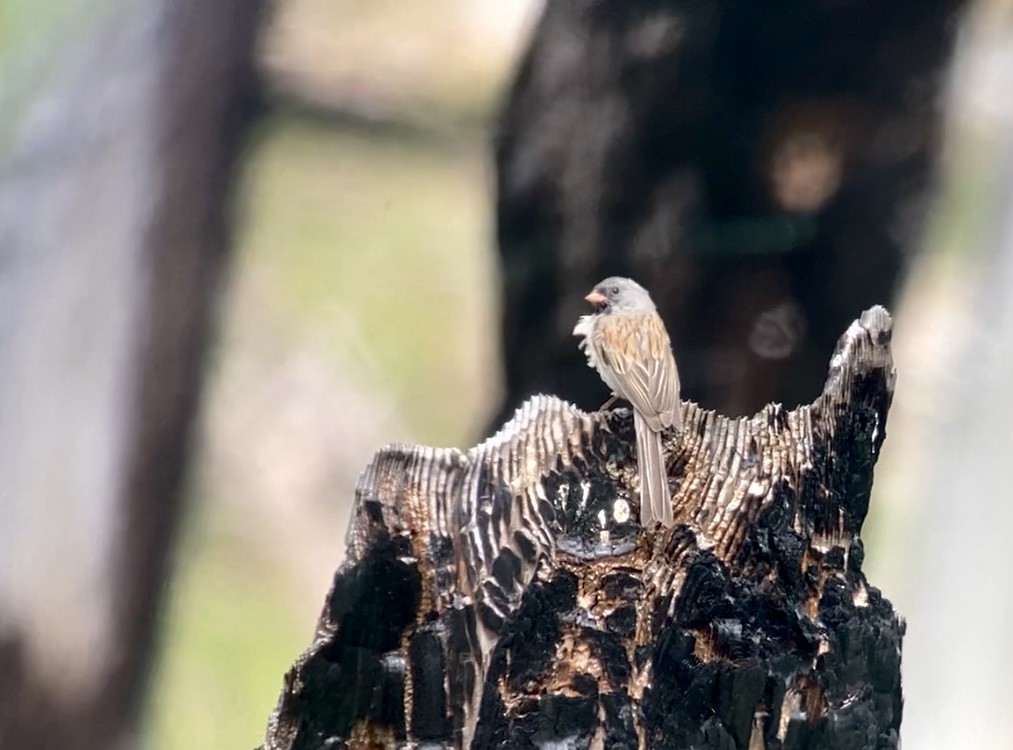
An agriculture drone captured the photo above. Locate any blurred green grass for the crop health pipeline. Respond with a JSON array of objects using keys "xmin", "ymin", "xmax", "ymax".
[
  {"xmin": 149, "ymin": 503, "xmax": 311, "ymax": 750},
  {"xmin": 237, "ymin": 112, "xmax": 496, "ymax": 443}
]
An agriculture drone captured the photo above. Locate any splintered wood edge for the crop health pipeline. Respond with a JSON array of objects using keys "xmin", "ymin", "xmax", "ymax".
[
  {"xmin": 665, "ymin": 304, "xmax": 894, "ymax": 562},
  {"xmin": 348, "ymin": 305, "xmax": 894, "ymax": 570},
  {"xmin": 347, "ymin": 394, "xmax": 597, "ymax": 561}
]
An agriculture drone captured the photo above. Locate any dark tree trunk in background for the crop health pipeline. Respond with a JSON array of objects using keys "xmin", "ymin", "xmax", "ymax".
[
  {"xmin": 263, "ymin": 307, "xmax": 899, "ymax": 749},
  {"xmin": 493, "ymin": 0, "xmax": 968, "ymax": 423},
  {"xmin": 0, "ymin": 1, "xmax": 263, "ymax": 748}
]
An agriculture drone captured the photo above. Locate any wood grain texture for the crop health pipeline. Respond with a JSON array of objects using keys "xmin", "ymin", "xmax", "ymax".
[{"xmin": 263, "ymin": 306, "xmax": 898, "ymax": 750}]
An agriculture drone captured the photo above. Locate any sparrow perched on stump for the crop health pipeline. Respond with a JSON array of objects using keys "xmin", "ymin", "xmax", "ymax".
[{"xmin": 573, "ymin": 277, "xmax": 681, "ymax": 527}]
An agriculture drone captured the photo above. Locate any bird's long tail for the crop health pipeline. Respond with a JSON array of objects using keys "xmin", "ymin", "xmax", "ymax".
[{"xmin": 634, "ymin": 410, "xmax": 673, "ymax": 528}]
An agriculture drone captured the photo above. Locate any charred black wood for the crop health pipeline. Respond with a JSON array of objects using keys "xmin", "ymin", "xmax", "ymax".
[{"xmin": 263, "ymin": 306, "xmax": 900, "ymax": 750}]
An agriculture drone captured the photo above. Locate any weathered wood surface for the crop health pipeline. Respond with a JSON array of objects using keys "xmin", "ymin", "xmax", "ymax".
[{"xmin": 262, "ymin": 306, "xmax": 899, "ymax": 750}]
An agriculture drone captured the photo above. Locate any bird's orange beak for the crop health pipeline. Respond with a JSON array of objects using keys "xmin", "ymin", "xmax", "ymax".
[{"xmin": 585, "ymin": 291, "xmax": 607, "ymax": 305}]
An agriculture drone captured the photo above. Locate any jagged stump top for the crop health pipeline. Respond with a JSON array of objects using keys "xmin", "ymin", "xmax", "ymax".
[{"xmin": 264, "ymin": 306, "xmax": 900, "ymax": 750}]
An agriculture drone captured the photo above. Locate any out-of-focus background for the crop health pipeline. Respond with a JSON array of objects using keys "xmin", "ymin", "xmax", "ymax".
[
  {"xmin": 150, "ymin": 2, "xmax": 529, "ymax": 747},
  {"xmin": 2, "ymin": 1, "xmax": 1013, "ymax": 749}
]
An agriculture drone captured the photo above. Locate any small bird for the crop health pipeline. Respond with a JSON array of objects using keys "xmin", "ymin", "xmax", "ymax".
[{"xmin": 573, "ymin": 277, "xmax": 681, "ymax": 527}]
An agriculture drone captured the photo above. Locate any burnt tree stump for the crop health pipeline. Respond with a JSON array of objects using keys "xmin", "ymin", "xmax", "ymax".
[{"xmin": 261, "ymin": 306, "xmax": 900, "ymax": 750}]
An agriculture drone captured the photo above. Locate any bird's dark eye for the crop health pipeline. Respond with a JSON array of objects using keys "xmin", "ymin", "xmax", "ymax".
[{"xmin": 611, "ymin": 285, "xmax": 619, "ymax": 295}]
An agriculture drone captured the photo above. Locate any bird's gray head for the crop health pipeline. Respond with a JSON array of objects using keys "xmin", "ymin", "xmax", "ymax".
[{"xmin": 584, "ymin": 276, "xmax": 656, "ymax": 313}]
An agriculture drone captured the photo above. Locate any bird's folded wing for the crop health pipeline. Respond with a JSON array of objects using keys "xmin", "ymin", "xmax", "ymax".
[{"xmin": 593, "ymin": 314, "xmax": 680, "ymax": 431}]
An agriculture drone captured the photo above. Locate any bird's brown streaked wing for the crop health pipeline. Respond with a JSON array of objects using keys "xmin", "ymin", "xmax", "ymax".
[
  {"xmin": 593, "ymin": 313, "xmax": 680, "ymax": 430},
  {"xmin": 650, "ymin": 348, "xmax": 681, "ymax": 430}
]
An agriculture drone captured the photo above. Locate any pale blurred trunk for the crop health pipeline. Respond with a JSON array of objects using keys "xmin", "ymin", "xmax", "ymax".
[
  {"xmin": 0, "ymin": 0, "xmax": 263, "ymax": 748},
  {"xmin": 893, "ymin": 10, "xmax": 1013, "ymax": 746}
]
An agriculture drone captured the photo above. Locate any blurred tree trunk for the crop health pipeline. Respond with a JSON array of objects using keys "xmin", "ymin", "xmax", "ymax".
[
  {"xmin": 493, "ymin": 0, "xmax": 969, "ymax": 425},
  {"xmin": 0, "ymin": 1, "xmax": 263, "ymax": 748},
  {"xmin": 902, "ymin": 142, "xmax": 1013, "ymax": 748},
  {"xmin": 893, "ymin": 10, "xmax": 1013, "ymax": 747}
]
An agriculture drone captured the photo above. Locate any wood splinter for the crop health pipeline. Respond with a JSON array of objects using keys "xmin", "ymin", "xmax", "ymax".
[{"xmin": 262, "ymin": 305, "xmax": 900, "ymax": 750}]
